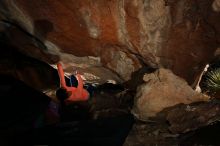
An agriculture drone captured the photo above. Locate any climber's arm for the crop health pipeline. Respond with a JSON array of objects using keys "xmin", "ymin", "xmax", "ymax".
[{"xmin": 57, "ymin": 63, "xmax": 67, "ymax": 88}]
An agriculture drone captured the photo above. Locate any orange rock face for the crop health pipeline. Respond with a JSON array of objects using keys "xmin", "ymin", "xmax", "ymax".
[{"xmin": 0, "ymin": 0, "xmax": 220, "ymax": 85}]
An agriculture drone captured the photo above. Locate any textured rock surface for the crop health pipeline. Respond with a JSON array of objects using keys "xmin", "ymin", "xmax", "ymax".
[
  {"xmin": 132, "ymin": 68, "xmax": 210, "ymax": 119},
  {"xmin": 124, "ymin": 101, "xmax": 220, "ymax": 145},
  {"xmin": 213, "ymin": 0, "xmax": 220, "ymax": 11},
  {"xmin": 0, "ymin": 0, "xmax": 220, "ymax": 85},
  {"xmin": 0, "ymin": 43, "xmax": 60, "ymax": 100},
  {"xmin": 167, "ymin": 101, "xmax": 220, "ymax": 134}
]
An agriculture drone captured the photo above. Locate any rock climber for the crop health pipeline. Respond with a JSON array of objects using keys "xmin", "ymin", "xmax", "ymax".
[{"xmin": 56, "ymin": 62, "xmax": 90, "ymax": 103}]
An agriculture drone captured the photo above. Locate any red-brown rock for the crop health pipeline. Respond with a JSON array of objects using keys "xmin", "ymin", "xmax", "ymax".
[{"xmin": 0, "ymin": 0, "xmax": 220, "ymax": 86}]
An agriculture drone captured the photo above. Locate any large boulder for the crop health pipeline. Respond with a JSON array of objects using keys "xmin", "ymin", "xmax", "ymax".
[{"xmin": 132, "ymin": 68, "xmax": 210, "ymax": 119}]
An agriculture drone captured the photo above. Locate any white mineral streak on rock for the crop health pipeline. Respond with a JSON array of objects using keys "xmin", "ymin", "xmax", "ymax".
[
  {"xmin": 81, "ymin": 8, "xmax": 100, "ymax": 39},
  {"xmin": 137, "ymin": 0, "xmax": 171, "ymax": 67},
  {"xmin": 116, "ymin": 0, "xmax": 134, "ymax": 51}
]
